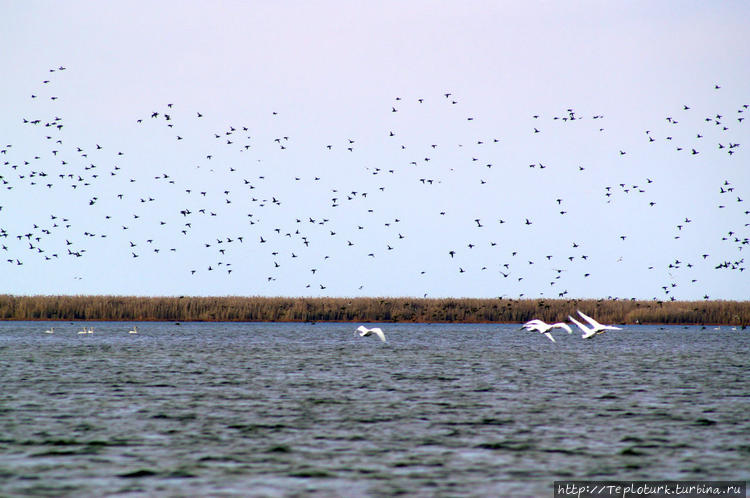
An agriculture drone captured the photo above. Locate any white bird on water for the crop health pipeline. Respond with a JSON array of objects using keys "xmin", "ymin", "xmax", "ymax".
[
  {"xmin": 520, "ymin": 319, "xmax": 572, "ymax": 342},
  {"xmin": 356, "ymin": 325, "xmax": 386, "ymax": 343},
  {"xmin": 78, "ymin": 327, "xmax": 87, "ymax": 335},
  {"xmin": 129, "ymin": 326, "xmax": 138, "ymax": 334},
  {"xmin": 568, "ymin": 310, "xmax": 622, "ymax": 339},
  {"xmin": 44, "ymin": 327, "xmax": 54, "ymax": 334}
]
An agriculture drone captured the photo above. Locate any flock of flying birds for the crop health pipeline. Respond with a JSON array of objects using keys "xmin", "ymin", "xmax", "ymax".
[
  {"xmin": 1, "ymin": 66, "xmax": 748, "ymax": 300},
  {"xmin": 360, "ymin": 315, "xmax": 619, "ymax": 344},
  {"xmin": 520, "ymin": 310, "xmax": 622, "ymax": 343}
]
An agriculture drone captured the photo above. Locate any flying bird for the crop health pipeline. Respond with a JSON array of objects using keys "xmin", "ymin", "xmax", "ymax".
[
  {"xmin": 356, "ymin": 325, "xmax": 386, "ymax": 343},
  {"xmin": 568, "ymin": 310, "xmax": 622, "ymax": 339},
  {"xmin": 520, "ymin": 319, "xmax": 572, "ymax": 342}
]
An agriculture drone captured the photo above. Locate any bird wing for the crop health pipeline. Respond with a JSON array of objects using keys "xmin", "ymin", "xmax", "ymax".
[
  {"xmin": 568, "ymin": 315, "xmax": 591, "ymax": 335},
  {"xmin": 577, "ymin": 310, "xmax": 604, "ymax": 329},
  {"xmin": 522, "ymin": 319, "xmax": 545, "ymax": 331},
  {"xmin": 356, "ymin": 325, "xmax": 369, "ymax": 335},
  {"xmin": 543, "ymin": 332, "xmax": 556, "ymax": 343},
  {"xmin": 570, "ymin": 317, "xmax": 598, "ymax": 339},
  {"xmin": 578, "ymin": 310, "xmax": 621, "ymax": 330},
  {"xmin": 553, "ymin": 323, "xmax": 573, "ymax": 334},
  {"xmin": 371, "ymin": 328, "xmax": 386, "ymax": 342}
]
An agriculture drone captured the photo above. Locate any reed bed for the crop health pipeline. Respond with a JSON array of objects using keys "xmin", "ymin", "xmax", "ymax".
[{"xmin": 0, "ymin": 295, "xmax": 748, "ymax": 326}]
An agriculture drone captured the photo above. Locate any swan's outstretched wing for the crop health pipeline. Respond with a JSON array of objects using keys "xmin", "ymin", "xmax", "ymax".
[
  {"xmin": 553, "ymin": 322, "xmax": 572, "ymax": 334},
  {"xmin": 577, "ymin": 310, "xmax": 622, "ymax": 331},
  {"xmin": 543, "ymin": 332, "xmax": 556, "ymax": 343},
  {"xmin": 577, "ymin": 310, "xmax": 603, "ymax": 329},
  {"xmin": 568, "ymin": 315, "xmax": 595, "ymax": 338},
  {"xmin": 568, "ymin": 315, "xmax": 586, "ymax": 331},
  {"xmin": 356, "ymin": 325, "xmax": 369, "ymax": 336},
  {"xmin": 568, "ymin": 316, "xmax": 598, "ymax": 339},
  {"xmin": 371, "ymin": 327, "xmax": 386, "ymax": 342}
]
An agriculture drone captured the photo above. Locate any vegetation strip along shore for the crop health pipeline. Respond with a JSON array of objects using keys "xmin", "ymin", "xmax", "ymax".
[{"xmin": 0, "ymin": 295, "xmax": 748, "ymax": 326}]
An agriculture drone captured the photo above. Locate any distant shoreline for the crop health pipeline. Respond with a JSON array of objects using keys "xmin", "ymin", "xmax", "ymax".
[{"xmin": 1, "ymin": 295, "xmax": 748, "ymax": 326}]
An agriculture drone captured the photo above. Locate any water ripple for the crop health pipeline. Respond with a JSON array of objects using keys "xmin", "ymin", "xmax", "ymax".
[{"xmin": 1, "ymin": 321, "xmax": 748, "ymax": 496}]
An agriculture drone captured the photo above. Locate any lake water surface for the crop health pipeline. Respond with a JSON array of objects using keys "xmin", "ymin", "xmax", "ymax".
[{"xmin": 1, "ymin": 322, "xmax": 748, "ymax": 496}]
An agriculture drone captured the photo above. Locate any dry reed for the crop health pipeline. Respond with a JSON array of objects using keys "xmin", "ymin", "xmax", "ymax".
[{"xmin": 0, "ymin": 295, "xmax": 748, "ymax": 325}]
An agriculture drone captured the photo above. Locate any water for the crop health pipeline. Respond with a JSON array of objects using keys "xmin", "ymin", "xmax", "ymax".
[{"xmin": 1, "ymin": 322, "xmax": 748, "ymax": 497}]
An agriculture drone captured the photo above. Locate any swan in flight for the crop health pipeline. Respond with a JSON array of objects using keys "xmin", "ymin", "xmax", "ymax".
[
  {"xmin": 44, "ymin": 327, "xmax": 54, "ymax": 334},
  {"xmin": 129, "ymin": 326, "xmax": 138, "ymax": 334},
  {"xmin": 520, "ymin": 319, "xmax": 572, "ymax": 342},
  {"xmin": 356, "ymin": 325, "xmax": 386, "ymax": 343},
  {"xmin": 568, "ymin": 310, "xmax": 622, "ymax": 339}
]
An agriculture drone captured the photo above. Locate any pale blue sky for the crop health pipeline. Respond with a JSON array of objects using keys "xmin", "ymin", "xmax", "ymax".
[{"xmin": 1, "ymin": 1, "xmax": 748, "ymax": 300}]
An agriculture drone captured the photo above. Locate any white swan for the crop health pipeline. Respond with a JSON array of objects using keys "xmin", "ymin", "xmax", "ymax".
[
  {"xmin": 568, "ymin": 310, "xmax": 622, "ymax": 339},
  {"xmin": 521, "ymin": 319, "xmax": 573, "ymax": 334},
  {"xmin": 44, "ymin": 327, "xmax": 54, "ymax": 334},
  {"xmin": 87, "ymin": 327, "xmax": 94, "ymax": 334},
  {"xmin": 129, "ymin": 326, "xmax": 138, "ymax": 334},
  {"xmin": 520, "ymin": 319, "xmax": 572, "ymax": 342},
  {"xmin": 521, "ymin": 320, "xmax": 556, "ymax": 343},
  {"xmin": 78, "ymin": 327, "xmax": 87, "ymax": 334},
  {"xmin": 356, "ymin": 325, "xmax": 386, "ymax": 343}
]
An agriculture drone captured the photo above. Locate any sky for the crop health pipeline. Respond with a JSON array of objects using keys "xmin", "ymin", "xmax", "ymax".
[{"xmin": 1, "ymin": 1, "xmax": 749, "ymax": 300}]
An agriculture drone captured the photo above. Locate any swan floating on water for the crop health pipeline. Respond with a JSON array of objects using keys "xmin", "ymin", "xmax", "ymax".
[
  {"xmin": 356, "ymin": 325, "xmax": 386, "ymax": 343},
  {"xmin": 129, "ymin": 326, "xmax": 138, "ymax": 334},
  {"xmin": 568, "ymin": 310, "xmax": 622, "ymax": 339},
  {"xmin": 520, "ymin": 319, "xmax": 572, "ymax": 342},
  {"xmin": 44, "ymin": 327, "xmax": 54, "ymax": 334}
]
